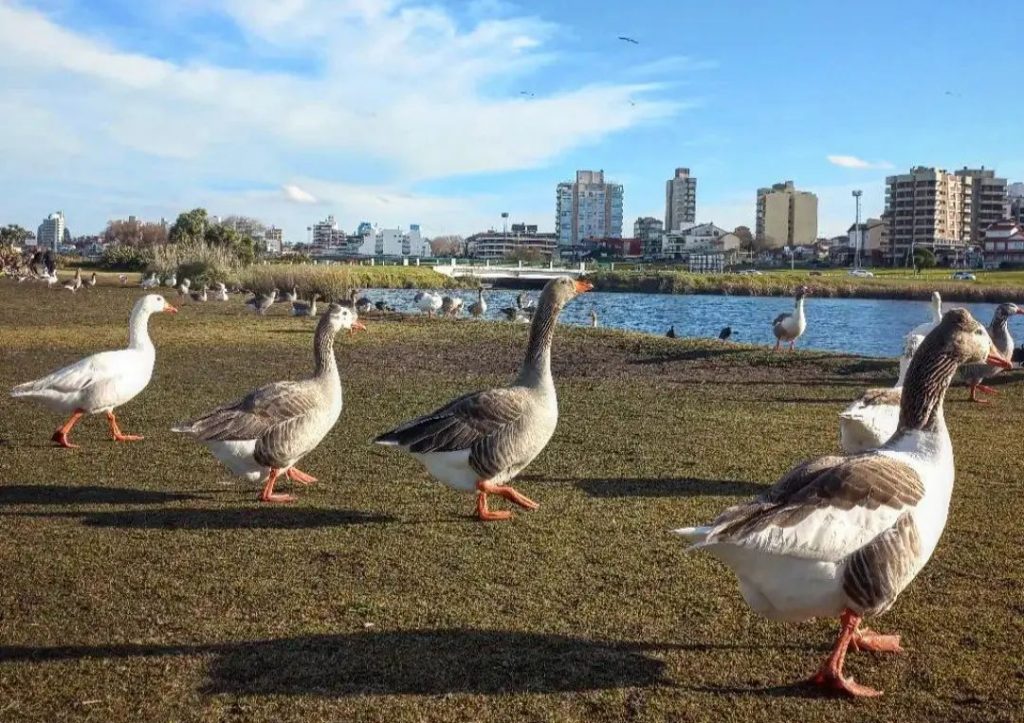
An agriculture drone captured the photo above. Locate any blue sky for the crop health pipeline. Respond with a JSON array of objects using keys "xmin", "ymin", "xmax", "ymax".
[{"xmin": 1, "ymin": 0, "xmax": 1020, "ymax": 242}]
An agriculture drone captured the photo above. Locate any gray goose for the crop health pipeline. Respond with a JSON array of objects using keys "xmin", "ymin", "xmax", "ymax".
[
  {"xmin": 440, "ymin": 295, "xmax": 463, "ymax": 317},
  {"xmin": 282, "ymin": 286, "xmax": 299, "ymax": 303},
  {"xmin": 468, "ymin": 289, "xmax": 487, "ymax": 317},
  {"xmin": 292, "ymin": 293, "xmax": 320, "ymax": 318},
  {"xmin": 62, "ymin": 268, "xmax": 82, "ymax": 293},
  {"xmin": 960, "ymin": 302, "xmax": 1023, "ymax": 402},
  {"xmin": 246, "ymin": 288, "xmax": 278, "ymax": 315},
  {"xmin": 189, "ymin": 284, "xmax": 209, "ymax": 302},
  {"xmin": 674, "ymin": 309, "xmax": 1010, "ymax": 697},
  {"xmin": 173, "ymin": 304, "xmax": 365, "ymax": 502},
  {"xmin": 374, "ymin": 276, "xmax": 593, "ymax": 521}
]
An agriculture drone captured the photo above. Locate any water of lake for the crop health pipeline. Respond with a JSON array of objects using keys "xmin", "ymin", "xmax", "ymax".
[{"xmin": 362, "ymin": 288, "xmax": 1024, "ymax": 358}]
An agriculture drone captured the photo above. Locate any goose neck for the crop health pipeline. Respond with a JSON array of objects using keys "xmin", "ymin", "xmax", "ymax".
[
  {"xmin": 891, "ymin": 341, "xmax": 958, "ymax": 439},
  {"xmin": 516, "ymin": 296, "xmax": 560, "ymax": 388},
  {"xmin": 313, "ymin": 318, "xmax": 338, "ymax": 378},
  {"xmin": 128, "ymin": 308, "xmax": 154, "ymax": 351}
]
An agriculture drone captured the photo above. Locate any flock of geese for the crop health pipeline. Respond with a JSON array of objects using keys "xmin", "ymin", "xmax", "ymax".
[{"xmin": 4, "ymin": 268, "xmax": 1021, "ymax": 698}]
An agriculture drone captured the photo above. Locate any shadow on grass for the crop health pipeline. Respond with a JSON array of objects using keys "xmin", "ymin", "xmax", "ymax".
[
  {"xmin": 16, "ymin": 507, "xmax": 393, "ymax": 530},
  {"xmin": 632, "ymin": 348, "xmax": 749, "ymax": 365},
  {"xmin": 0, "ymin": 629, "xmax": 669, "ymax": 696},
  {"xmin": 576, "ymin": 478, "xmax": 764, "ymax": 498},
  {"xmin": 0, "ymin": 485, "xmax": 201, "ymax": 506}
]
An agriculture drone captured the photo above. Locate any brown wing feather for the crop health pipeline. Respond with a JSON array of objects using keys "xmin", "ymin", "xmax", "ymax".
[{"xmin": 175, "ymin": 381, "xmax": 318, "ymax": 441}]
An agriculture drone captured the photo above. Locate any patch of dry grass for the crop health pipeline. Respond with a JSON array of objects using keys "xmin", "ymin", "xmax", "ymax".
[{"xmin": 0, "ymin": 281, "xmax": 1021, "ymax": 721}]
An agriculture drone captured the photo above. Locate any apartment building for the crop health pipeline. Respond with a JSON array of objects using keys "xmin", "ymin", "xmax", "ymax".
[
  {"xmin": 555, "ymin": 170, "xmax": 624, "ymax": 249},
  {"xmin": 664, "ymin": 167, "xmax": 697, "ymax": 231},
  {"xmin": 955, "ymin": 167, "xmax": 1006, "ymax": 243},
  {"xmin": 755, "ymin": 181, "xmax": 818, "ymax": 248},
  {"xmin": 884, "ymin": 167, "xmax": 971, "ymax": 262}
]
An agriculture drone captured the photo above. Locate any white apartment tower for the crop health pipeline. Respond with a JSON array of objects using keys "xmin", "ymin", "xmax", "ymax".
[
  {"xmin": 884, "ymin": 167, "xmax": 971, "ymax": 262},
  {"xmin": 37, "ymin": 211, "xmax": 66, "ymax": 251},
  {"xmin": 555, "ymin": 170, "xmax": 624, "ymax": 249},
  {"xmin": 665, "ymin": 167, "xmax": 697, "ymax": 231},
  {"xmin": 955, "ymin": 167, "xmax": 1007, "ymax": 243},
  {"xmin": 755, "ymin": 181, "xmax": 818, "ymax": 248}
]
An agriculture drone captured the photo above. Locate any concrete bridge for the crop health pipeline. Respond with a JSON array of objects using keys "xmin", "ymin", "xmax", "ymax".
[{"xmin": 431, "ymin": 260, "xmax": 588, "ymax": 288}]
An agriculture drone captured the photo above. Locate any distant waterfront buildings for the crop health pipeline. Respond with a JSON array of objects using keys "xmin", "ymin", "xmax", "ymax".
[
  {"xmin": 555, "ymin": 170, "xmax": 623, "ymax": 250},
  {"xmin": 662, "ymin": 222, "xmax": 739, "ymax": 258},
  {"xmin": 466, "ymin": 223, "xmax": 558, "ymax": 260},
  {"xmin": 845, "ymin": 218, "xmax": 889, "ymax": 263},
  {"xmin": 633, "ymin": 216, "xmax": 664, "ymax": 257},
  {"xmin": 954, "ymin": 167, "xmax": 1006, "ymax": 244},
  {"xmin": 37, "ymin": 211, "xmax": 68, "ymax": 251},
  {"xmin": 884, "ymin": 167, "xmax": 970, "ymax": 262},
  {"xmin": 755, "ymin": 181, "xmax": 818, "ymax": 248},
  {"xmin": 981, "ymin": 220, "xmax": 1024, "ymax": 267},
  {"xmin": 311, "ymin": 215, "xmax": 345, "ymax": 247},
  {"xmin": 664, "ymin": 167, "xmax": 697, "ymax": 231},
  {"xmin": 1008, "ymin": 184, "xmax": 1024, "ymax": 226},
  {"xmin": 264, "ymin": 226, "xmax": 283, "ymax": 254}
]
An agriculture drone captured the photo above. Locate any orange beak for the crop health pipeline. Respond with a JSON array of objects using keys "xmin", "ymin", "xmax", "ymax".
[
  {"xmin": 1016, "ymin": 309, "xmax": 1024, "ymax": 315},
  {"xmin": 575, "ymin": 279, "xmax": 594, "ymax": 293},
  {"xmin": 164, "ymin": 303, "xmax": 178, "ymax": 314},
  {"xmin": 349, "ymin": 321, "xmax": 367, "ymax": 334},
  {"xmin": 986, "ymin": 351, "xmax": 1012, "ymax": 369}
]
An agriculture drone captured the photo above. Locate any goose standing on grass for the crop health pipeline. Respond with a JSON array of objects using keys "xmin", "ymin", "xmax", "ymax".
[
  {"xmin": 173, "ymin": 305, "xmax": 365, "ymax": 502},
  {"xmin": 176, "ymin": 278, "xmax": 191, "ymax": 298},
  {"xmin": 838, "ymin": 334, "xmax": 922, "ymax": 454},
  {"xmin": 469, "ymin": 289, "xmax": 487, "ymax": 318},
  {"xmin": 140, "ymin": 273, "xmax": 159, "ymax": 289},
  {"xmin": 771, "ymin": 286, "xmax": 809, "ymax": 351},
  {"xmin": 374, "ymin": 276, "xmax": 593, "ymax": 521},
  {"xmin": 246, "ymin": 288, "xmax": 278, "ymax": 315},
  {"xmin": 163, "ymin": 273, "xmax": 176, "ymax": 288},
  {"xmin": 189, "ymin": 284, "xmax": 209, "ymax": 303},
  {"xmin": 414, "ymin": 291, "xmax": 443, "ymax": 317},
  {"xmin": 292, "ymin": 293, "xmax": 320, "ymax": 318},
  {"xmin": 62, "ymin": 268, "xmax": 82, "ymax": 293},
  {"xmin": 673, "ymin": 309, "xmax": 1010, "ymax": 697},
  {"xmin": 440, "ymin": 295, "xmax": 463, "ymax": 317},
  {"xmin": 355, "ymin": 293, "xmax": 373, "ymax": 315},
  {"xmin": 666, "ymin": 326, "xmax": 677, "ymax": 339},
  {"xmin": 213, "ymin": 282, "xmax": 229, "ymax": 301},
  {"xmin": 960, "ymin": 302, "xmax": 1024, "ymax": 403},
  {"xmin": 719, "ymin": 326, "xmax": 733, "ymax": 341},
  {"xmin": 86, "ymin": 272, "xmax": 97, "ymax": 288},
  {"xmin": 10, "ymin": 294, "xmax": 178, "ymax": 448},
  {"xmin": 589, "ymin": 309, "xmax": 598, "ymax": 328},
  {"xmin": 283, "ymin": 286, "xmax": 299, "ymax": 303}
]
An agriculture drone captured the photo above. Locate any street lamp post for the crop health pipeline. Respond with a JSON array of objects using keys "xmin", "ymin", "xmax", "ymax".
[{"xmin": 852, "ymin": 189, "xmax": 863, "ymax": 269}]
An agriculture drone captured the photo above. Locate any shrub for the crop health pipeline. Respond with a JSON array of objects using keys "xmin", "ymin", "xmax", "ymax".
[
  {"xmin": 100, "ymin": 244, "xmax": 150, "ymax": 271},
  {"xmin": 149, "ymin": 240, "xmax": 241, "ymax": 285}
]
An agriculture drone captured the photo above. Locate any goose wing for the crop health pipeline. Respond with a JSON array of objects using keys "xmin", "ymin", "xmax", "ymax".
[
  {"xmin": 690, "ymin": 454, "xmax": 924, "ymax": 562},
  {"xmin": 772, "ymin": 312, "xmax": 791, "ymax": 328},
  {"xmin": 173, "ymin": 380, "xmax": 317, "ymax": 441},
  {"xmin": 12, "ymin": 350, "xmax": 128, "ymax": 395},
  {"xmin": 375, "ymin": 387, "xmax": 533, "ymax": 478}
]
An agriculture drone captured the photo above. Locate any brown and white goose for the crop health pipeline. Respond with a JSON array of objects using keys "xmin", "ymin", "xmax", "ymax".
[
  {"xmin": 189, "ymin": 284, "xmax": 209, "ymax": 303},
  {"xmin": 246, "ymin": 288, "xmax": 278, "ymax": 315},
  {"xmin": 292, "ymin": 293, "xmax": 320, "ymax": 318},
  {"xmin": 172, "ymin": 304, "xmax": 365, "ymax": 502},
  {"xmin": 771, "ymin": 286, "xmax": 808, "ymax": 351},
  {"xmin": 468, "ymin": 289, "xmax": 487, "ymax": 317},
  {"xmin": 960, "ymin": 302, "xmax": 1023, "ymax": 403},
  {"xmin": 374, "ymin": 276, "xmax": 593, "ymax": 521},
  {"xmin": 674, "ymin": 309, "xmax": 1010, "ymax": 697},
  {"xmin": 62, "ymin": 268, "xmax": 82, "ymax": 293}
]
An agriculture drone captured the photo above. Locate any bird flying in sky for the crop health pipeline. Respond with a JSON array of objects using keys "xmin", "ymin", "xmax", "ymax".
[{"xmin": 617, "ymin": 36, "xmax": 639, "ymax": 44}]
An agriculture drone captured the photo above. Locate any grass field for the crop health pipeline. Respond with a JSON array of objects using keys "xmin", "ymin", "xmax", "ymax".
[{"xmin": 0, "ymin": 282, "xmax": 1022, "ymax": 721}]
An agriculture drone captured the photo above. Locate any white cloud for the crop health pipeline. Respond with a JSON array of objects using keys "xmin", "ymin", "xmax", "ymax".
[
  {"xmin": 0, "ymin": 1, "xmax": 696, "ymax": 238},
  {"xmin": 827, "ymin": 155, "xmax": 894, "ymax": 170},
  {"xmin": 282, "ymin": 184, "xmax": 319, "ymax": 204}
]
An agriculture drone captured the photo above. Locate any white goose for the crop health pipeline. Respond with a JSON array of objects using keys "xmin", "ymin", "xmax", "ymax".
[
  {"xmin": 213, "ymin": 282, "xmax": 229, "ymax": 301},
  {"xmin": 674, "ymin": 309, "xmax": 1009, "ymax": 697},
  {"xmin": 414, "ymin": 291, "xmax": 443, "ymax": 317},
  {"xmin": 838, "ymin": 334, "xmax": 922, "ymax": 454},
  {"xmin": 907, "ymin": 291, "xmax": 943, "ymax": 343},
  {"xmin": 173, "ymin": 305, "xmax": 364, "ymax": 502},
  {"xmin": 140, "ymin": 273, "xmax": 159, "ymax": 289},
  {"xmin": 771, "ymin": 286, "xmax": 808, "ymax": 351},
  {"xmin": 10, "ymin": 294, "xmax": 178, "ymax": 447}
]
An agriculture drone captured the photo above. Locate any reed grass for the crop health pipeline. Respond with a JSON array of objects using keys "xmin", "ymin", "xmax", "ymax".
[{"xmin": 238, "ymin": 264, "xmax": 475, "ymax": 301}]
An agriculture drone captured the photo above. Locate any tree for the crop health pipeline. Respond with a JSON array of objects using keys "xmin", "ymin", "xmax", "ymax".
[
  {"xmin": 913, "ymin": 247, "xmax": 936, "ymax": 270},
  {"xmin": 0, "ymin": 224, "xmax": 33, "ymax": 247},
  {"xmin": 733, "ymin": 225, "xmax": 754, "ymax": 252},
  {"xmin": 430, "ymin": 235, "xmax": 464, "ymax": 257},
  {"xmin": 169, "ymin": 208, "xmax": 209, "ymax": 244},
  {"xmin": 104, "ymin": 219, "xmax": 168, "ymax": 247}
]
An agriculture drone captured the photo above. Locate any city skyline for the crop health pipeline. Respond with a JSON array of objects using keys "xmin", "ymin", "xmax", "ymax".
[{"xmin": 1, "ymin": 1, "xmax": 1022, "ymax": 243}]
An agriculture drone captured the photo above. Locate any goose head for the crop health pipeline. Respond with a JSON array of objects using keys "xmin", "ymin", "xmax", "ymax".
[
  {"xmin": 993, "ymin": 302, "xmax": 1024, "ymax": 321},
  {"xmin": 540, "ymin": 276, "xmax": 593, "ymax": 311},
  {"xmin": 325, "ymin": 303, "xmax": 366, "ymax": 335},
  {"xmin": 138, "ymin": 294, "xmax": 178, "ymax": 315},
  {"xmin": 795, "ymin": 285, "xmax": 810, "ymax": 301},
  {"xmin": 937, "ymin": 309, "xmax": 1010, "ymax": 368}
]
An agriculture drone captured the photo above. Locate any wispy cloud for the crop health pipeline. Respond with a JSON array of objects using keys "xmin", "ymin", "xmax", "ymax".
[
  {"xmin": 827, "ymin": 155, "xmax": 894, "ymax": 170},
  {"xmin": 0, "ymin": 1, "xmax": 699, "ymax": 238}
]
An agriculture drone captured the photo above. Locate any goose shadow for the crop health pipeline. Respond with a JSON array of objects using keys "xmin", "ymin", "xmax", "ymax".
[
  {"xmin": 0, "ymin": 629, "xmax": 669, "ymax": 697},
  {"xmin": 0, "ymin": 484, "xmax": 201, "ymax": 506},
  {"xmin": 576, "ymin": 478, "xmax": 765, "ymax": 499},
  {"xmin": 632, "ymin": 348, "xmax": 749, "ymax": 365},
  {"xmin": 19, "ymin": 507, "xmax": 393, "ymax": 530}
]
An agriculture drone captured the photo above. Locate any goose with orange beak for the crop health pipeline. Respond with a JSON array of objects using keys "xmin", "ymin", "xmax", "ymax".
[
  {"xmin": 173, "ymin": 304, "xmax": 364, "ymax": 502},
  {"xmin": 375, "ymin": 276, "xmax": 593, "ymax": 521},
  {"xmin": 674, "ymin": 309, "xmax": 1011, "ymax": 697},
  {"xmin": 10, "ymin": 294, "xmax": 177, "ymax": 447}
]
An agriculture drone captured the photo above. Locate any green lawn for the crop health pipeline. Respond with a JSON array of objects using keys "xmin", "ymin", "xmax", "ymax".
[{"xmin": 0, "ymin": 282, "xmax": 1021, "ymax": 721}]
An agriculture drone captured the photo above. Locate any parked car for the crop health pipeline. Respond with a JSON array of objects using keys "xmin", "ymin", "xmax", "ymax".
[
  {"xmin": 952, "ymin": 271, "xmax": 977, "ymax": 280},
  {"xmin": 847, "ymin": 269, "xmax": 875, "ymax": 278}
]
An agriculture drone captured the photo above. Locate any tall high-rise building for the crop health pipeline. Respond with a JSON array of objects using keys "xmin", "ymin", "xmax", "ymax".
[
  {"xmin": 311, "ymin": 215, "xmax": 345, "ymax": 247},
  {"xmin": 633, "ymin": 216, "xmax": 664, "ymax": 257},
  {"xmin": 664, "ymin": 167, "xmax": 697, "ymax": 231},
  {"xmin": 755, "ymin": 181, "xmax": 818, "ymax": 248},
  {"xmin": 37, "ymin": 211, "xmax": 66, "ymax": 251},
  {"xmin": 264, "ymin": 226, "xmax": 284, "ymax": 254},
  {"xmin": 555, "ymin": 170, "xmax": 623, "ymax": 249},
  {"xmin": 955, "ymin": 167, "xmax": 1006, "ymax": 243},
  {"xmin": 884, "ymin": 167, "xmax": 971, "ymax": 262}
]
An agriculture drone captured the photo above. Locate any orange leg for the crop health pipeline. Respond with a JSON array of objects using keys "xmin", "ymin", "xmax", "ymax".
[
  {"xmin": 286, "ymin": 467, "xmax": 318, "ymax": 485},
  {"xmin": 51, "ymin": 409, "xmax": 85, "ymax": 448},
  {"xmin": 969, "ymin": 383, "xmax": 989, "ymax": 404},
  {"xmin": 772, "ymin": 340, "xmax": 780, "ymax": 353},
  {"xmin": 475, "ymin": 480, "xmax": 512, "ymax": 521},
  {"xmin": 106, "ymin": 411, "xmax": 143, "ymax": 442},
  {"xmin": 260, "ymin": 468, "xmax": 296, "ymax": 503},
  {"xmin": 852, "ymin": 626, "xmax": 904, "ymax": 654},
  {"xmin": 976, "ymin": 384, "xmax": 998, "ymax": 395},
  {"xmin": 808, "ymin": 609, "xmax": 884, "ymax": 697},
  {"xmin": 485, "ymin": 481, "xmax": 539, "ymax": 510}
]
